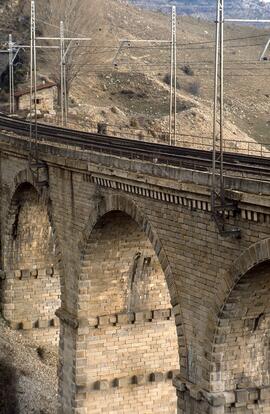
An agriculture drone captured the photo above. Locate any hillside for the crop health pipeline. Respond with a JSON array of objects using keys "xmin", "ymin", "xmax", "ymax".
[
  {"xmin": 66, "ymin": 0, "xmax": 270, "ymax": 149},
  {"xmin": 0, "ymin": 0, "xmax": 270, "ymax": 150}
]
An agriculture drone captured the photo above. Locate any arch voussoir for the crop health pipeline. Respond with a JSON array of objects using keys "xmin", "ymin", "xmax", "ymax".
[
  {"xmin": 78, "ymin": 194, "xmax": 180, "ymax": 310},
  {"xmin": 232, "ymin": 238, "xmax": 270, "ymax": 283},
  {"xmin": 208, "ymin": 237, "xmax": 270, "ymax": 414},
  {"xmin": 1, "ymin": 168, "xmax": 63, "ymax": 347},
  {"xmin": 68, "ymin": 192, "xmax": 188, "ymax": 414}
]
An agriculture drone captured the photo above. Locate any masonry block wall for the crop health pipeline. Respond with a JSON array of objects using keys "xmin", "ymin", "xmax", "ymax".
[
  {"xmin": 2, "ymin": 182, "xmax": 60, "ymax": 345},
  {"xmin": 44, "ymin": 161, "xmax": 270, "ymax": 414},
  {"xmin": 75, "ymin": 211, "xmax": 179, "ymax": 413},
  {"xmin": 17, "ymin": 86, "xmax": 57, "ymax": 113},
  {"xmin": 212, "ymin": 261, "xmax": 270, "ymax": 414},
  {"xmin": 51, "ymin": 175, "xmax": 269, "ymax": 414},
  {"xmin": 1, "ymin": 140, "xmax": 270, "ymax": 413}
]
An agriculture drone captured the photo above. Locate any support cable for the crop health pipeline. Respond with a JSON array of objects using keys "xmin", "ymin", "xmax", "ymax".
[
  {"xmin": 260, "ymin": 38, "xmax": 270, "ymax": 60},
  {"xmin": 172, "ymin": 6, "xmax": 177, "ymax": 146},
  {"xmin": 60, "ymin": 21, "xmax": 65, "ymax": 126},
  {"xmin": 211, "ymin": 0, "xmax": 240, "ymax": 237},
  {"xmin": 8, "ymin": 34, "xmax": 13, "ymax": 114}
]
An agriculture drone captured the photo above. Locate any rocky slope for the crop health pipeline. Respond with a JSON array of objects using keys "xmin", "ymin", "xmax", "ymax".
[
  {"xmin": 0, "ymin": 316, "xmax": 58, "ymax": 414},
  {"xmin": 0, "ymin": 0, "xmax": 270, "ymax": 149},
  {"xmin": 66, "ymin": 0, "xmax": 270, "ymax": 148}
]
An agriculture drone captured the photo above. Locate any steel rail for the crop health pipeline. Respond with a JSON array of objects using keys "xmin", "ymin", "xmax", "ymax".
[{"xmin": 0, "ymin": 113, "xmax": 269, "ymax": 177}]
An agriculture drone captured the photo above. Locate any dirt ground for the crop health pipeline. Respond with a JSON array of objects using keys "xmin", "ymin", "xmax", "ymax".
[{"xmin": 0, "ymin": 317, "xmax": 58, "ymax": 414}]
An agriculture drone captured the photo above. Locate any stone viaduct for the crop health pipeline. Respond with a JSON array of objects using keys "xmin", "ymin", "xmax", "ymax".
[{"xmin": 0, "ymin": 131, "xmax": 270, "ymax": 414}]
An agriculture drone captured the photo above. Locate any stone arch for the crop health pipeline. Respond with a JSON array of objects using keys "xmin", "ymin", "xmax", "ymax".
[
  {"xmin": 1, "ymin": 171, "xmax": 62, "ymax": 346},
  {"xmin": 78, "ymin": 193, "xmax": 187, "ymax": 355},
  {"xmin": 231, "ymin": 238, "xmax": 270, "ymax": 284},
  {"xmin": 210, "ymin": 239, "xmax": 270, "ymax": 412},
  {"xmin": 74, "ymin": 193, "xmax": 186, "ymax": 413},
  {"xmin": 79, "ymin": 194, "xmax": 181, "ymax": 302},
  {"xmin": 10, "ymin": 168, "xmax": 38, "ymax": 196}
]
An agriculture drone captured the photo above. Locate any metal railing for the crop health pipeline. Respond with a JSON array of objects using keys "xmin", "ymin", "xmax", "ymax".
[{"xmin": 42, "ymin": 116, "xmax": 270, "ymax": 158}]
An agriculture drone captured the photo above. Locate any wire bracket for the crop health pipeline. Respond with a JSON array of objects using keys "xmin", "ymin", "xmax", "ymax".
[{"xmin": 211, "ymin": 192, "xmax": 241, "ymax": 238}]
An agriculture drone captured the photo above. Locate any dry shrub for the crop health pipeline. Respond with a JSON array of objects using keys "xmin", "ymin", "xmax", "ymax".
[
  {"xmin": 181, "ymin": 65, "xmax": 194, "ymax": 76},
  {"xmin": 186, "ymin": 81, "xmax": 201, "ymax": 96},
  {"xmin": 130, "ymin": 118, "xmax": 139, "ymax": 128}
]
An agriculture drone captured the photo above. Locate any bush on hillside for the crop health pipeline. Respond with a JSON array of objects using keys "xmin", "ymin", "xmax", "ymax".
[
  {"xmin": 186, "ymin": 81, "xmax": 201, "ymax": 96},
  {"xmin": 163, "ymin": 73, "xmax": 181, "ymax": 89},
  {"xmin": 181, "ymin": 64, "xmax": 194, "ymax": 76}
]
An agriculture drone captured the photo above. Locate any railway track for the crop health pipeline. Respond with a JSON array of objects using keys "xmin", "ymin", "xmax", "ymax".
[{"xmin": 0, "ymin": 113, "xmax": 269, "ymax": 178}]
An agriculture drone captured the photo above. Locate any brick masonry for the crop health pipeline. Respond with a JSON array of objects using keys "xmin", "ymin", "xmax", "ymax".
[
  {"xmin": 1, "ymin": 180, "xmax": 60, "ymax": 345},
  {"xmin": 212, "ymin": 261, "xmax": 270, "ymax": 414},
  {"xmin": 73, "ymin": 211, "xmax": 179, "ymax": 413},
  {"xmin": 17, "ymin": 85, "xmax": 57, "ymax": 113},
  {"xmin": 0, "ymin": 135, "xmax": 270, "ymax": 413}
]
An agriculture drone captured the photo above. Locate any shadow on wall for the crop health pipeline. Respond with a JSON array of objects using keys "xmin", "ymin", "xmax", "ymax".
[
  {"xmin": 0, "ymin": 359, "xmax": 19, "ymax": 413},
  {"xmin": 0, "ymin": 279, "xmax": 2, "ymax": 316}
]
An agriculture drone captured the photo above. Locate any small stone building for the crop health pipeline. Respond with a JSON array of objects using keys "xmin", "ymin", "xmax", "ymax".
[{"xmin": 15, "ymin": 82, "xmax": 57, "ymax": 113}]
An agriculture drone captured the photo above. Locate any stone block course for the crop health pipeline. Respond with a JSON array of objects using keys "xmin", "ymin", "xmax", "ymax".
[
  {"xmin": 1, "ymin": 182, "xmax": 61, "ymax": 346},
  {"xmin": 1, "ymin": 138, "xmax": 270, "ymax": 413}
]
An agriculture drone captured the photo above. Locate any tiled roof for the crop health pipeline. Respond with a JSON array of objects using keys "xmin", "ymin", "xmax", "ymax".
[{"xmin": 15, "ymin": 82, "xmax": 57, "ymax": 98}]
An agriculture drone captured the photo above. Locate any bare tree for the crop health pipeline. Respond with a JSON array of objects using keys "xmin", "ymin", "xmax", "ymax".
[{"xmin": 32, "ymin": 0, "xmax": 112, "ymax": 103}]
